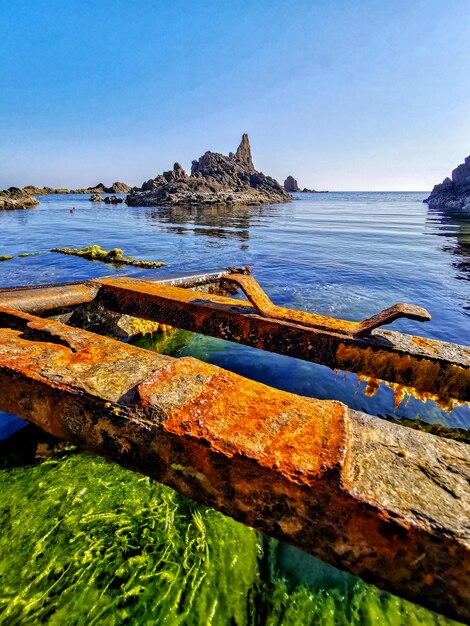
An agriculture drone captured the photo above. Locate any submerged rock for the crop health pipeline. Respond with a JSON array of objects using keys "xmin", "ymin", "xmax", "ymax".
[
  {"xmin": 425, "ymin": 154, "xmax": 470, "ymax": 210},
  {"xmin": 89, "ymin": 193, "xmax": 103, "ymax": 202},
  {"xmin": 51, "ymin": 244, "xmax": 165, "ymax": 268},
  {"xmin": 126, "ymin": 134, "xmax": 290, "ymax": 207},
  {"xmin": 0, "ymin": 187, "xmax": 39, "ymax": 210}
]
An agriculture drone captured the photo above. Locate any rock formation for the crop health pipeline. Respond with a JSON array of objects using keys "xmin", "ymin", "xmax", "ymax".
[
  {"xmin": 108, "ymin": 182, "xmax": 131, "ymax": 194},
  {"xmin": 103, "ymin": 195, "xmax": 123, "ymax": 204},
  {"xmin": 126, "ymin": 134, "xmax": 290, "ymax": 207},
  {"xmin": 283, "ymin": 176, "xmax": 324, "ymax": 193},
  {"xmin": 22, "ymin": 182, "xmax": 131, "ymax": 195},
  {"xmin": 425, "ymin": 155, "xmax": 470, "ymax": 210},
  {"xmin": 284, "ymin": 176, "xmax": 300, "ymax": 192},
  {"xmin": 89, "ymin": 193, "xmax": 103, "ymax": 202},
  {"xmin": 0, "ymin": 187, "xmax": 39, "ymax": 210}
]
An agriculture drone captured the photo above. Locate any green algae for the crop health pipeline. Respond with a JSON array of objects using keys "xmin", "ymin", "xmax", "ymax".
[
  {"xmin": 0, "ymin": 442, "xmax": 259, "ymax": 626},
  {"xmin": 18, "ymin": 252, "xmax": 45, "ymax": 257},
  {"xmin": 50, "ymin": 245, "xmax": 166, "ymax": 269},
  {"xmin": 133, "ymin": 328, "xmax": 194, "ymax": 355},
  {"xmin": 0, "ymin": 255, "xmax": 13, "ymax": 262},
  {"xmin": 384, "ymin": 416, "xmax": 470, "ymax": 445},
  {"xmin": 258, "ymin": 538, "xmax": 458, "ymax": 626}
]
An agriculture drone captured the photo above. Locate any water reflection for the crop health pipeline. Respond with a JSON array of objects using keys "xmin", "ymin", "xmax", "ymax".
[
  {"xmin": 138, "ymin": 203, "xmax": 272, "ymax": 243},
  {"xmin": 427, "ymin": 206, "xmax": 470, "ymax": 283}
]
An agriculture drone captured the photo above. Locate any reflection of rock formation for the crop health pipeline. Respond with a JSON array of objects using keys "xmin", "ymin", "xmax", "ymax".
[
  {"xmin": 127, "ymin": 135, "xmax": 290, "ymax": 207},
  {"xmin": 427, "ymin": 206, "xmax": 470, "ymax": 282},
  {"xmin": 139, "ymin": 202, "xmax": 272, "ymax": 244},
  {"xmin": 425, "ymin": 155, "xmax": 470, "ymax": 210}
]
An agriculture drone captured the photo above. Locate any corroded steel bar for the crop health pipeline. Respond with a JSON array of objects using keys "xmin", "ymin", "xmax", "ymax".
[
  {"xmin": 223, "ymin": 273, "xmax": 432, "ymax": 337},
  {"xmin": 0, "ymin": 282, "xmax": 99, "ymax": 313},
  {"xmin": 93, "ymin": 276, "xmax": 470, "ymax": 405},
  {"xmin": 0, "ymin": 269, "xmax": 245, "ymax": 314},
  {"xmin": 0, "ymin": 306, "xmax": 468, "ymax": 622}
]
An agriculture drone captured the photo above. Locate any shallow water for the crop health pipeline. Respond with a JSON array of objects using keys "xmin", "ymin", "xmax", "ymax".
[{"xmin": 0, "ymin": 192, "xmax": 468, "ymax": 624}]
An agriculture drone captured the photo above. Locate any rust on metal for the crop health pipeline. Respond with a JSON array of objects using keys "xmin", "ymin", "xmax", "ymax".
[
  {"xmin": 222, "ymin": 273, "xmax": 431, "ymax": 336},
  {"xmin": 0, "ymin": 282, "xmax": 99, "ymax": 313},
  {"xmin": 92, "ymin": 275, "xmax": 470, "ymax": 405},
  {"xmin": 0, "ymin": 306, "xmax": 469, "ymax": 623}
]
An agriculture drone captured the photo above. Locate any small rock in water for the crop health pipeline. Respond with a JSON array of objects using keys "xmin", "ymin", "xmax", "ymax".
[{"xmin": 424, "ymin": 154, "xmax": 470, "ymax": 211}]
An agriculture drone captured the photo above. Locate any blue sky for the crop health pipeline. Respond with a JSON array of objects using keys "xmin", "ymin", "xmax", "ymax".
[{"xmin": 1, "ymin": 0, "xmax": 469, "ymax": 190}]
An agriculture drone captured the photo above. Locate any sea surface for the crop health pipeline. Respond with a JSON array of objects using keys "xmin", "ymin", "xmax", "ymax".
[{"xmin": 0, "ymin": 192, "xmax": 468, "ymax": 624}]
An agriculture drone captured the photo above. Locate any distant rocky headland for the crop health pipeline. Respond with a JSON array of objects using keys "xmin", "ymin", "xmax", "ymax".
[
  {"xmin": 23, "ymin": 182, "xmax": 132, "ymax": 195},
  {"xmin": 283, "ymin": 175, "xmax": 327, "ymax": 194},
  {"xmin": 0, "ymin": 182, "xmax": 132, "ymax": 211},
  {"xmin": 425, "ymin": 154, "xmax": 470, "ymax": 210},
  {"xmin": 126, "ymin": 134, "xmax": 290, "ymax": 207}
]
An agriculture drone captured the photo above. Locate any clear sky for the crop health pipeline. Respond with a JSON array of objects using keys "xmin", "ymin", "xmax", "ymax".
[{"xmin": 1, "ymin": 0, "xmax": 470, "ymax": 191}]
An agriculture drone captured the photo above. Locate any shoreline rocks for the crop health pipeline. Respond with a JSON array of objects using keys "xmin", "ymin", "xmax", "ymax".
[
  {"xmin": 0, "ymin": 187, "xmax": 39, "ymax": 211},
  {"xmin": 126, "ymin": 134, "xmax": 291, "ymax": 207},
  {"xmin": 424, "ymin": 155, "xmax": 470, "ymax": 210}
]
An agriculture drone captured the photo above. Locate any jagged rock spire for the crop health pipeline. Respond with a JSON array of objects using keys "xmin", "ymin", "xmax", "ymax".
[{"xmin": 235, "ymin": 133, "xmax": 254, "ymax": 170}]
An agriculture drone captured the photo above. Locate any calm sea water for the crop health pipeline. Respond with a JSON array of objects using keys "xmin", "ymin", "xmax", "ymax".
[
  {"xmin": 1, "ymin": 191, "xmax": 469, "ymax": 435},
  {"xmin": 0, "ymin": 192, "xmax": 468, "ymax": 623}
]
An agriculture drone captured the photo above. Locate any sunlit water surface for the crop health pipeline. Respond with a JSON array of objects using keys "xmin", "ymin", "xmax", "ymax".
[{"xmin": 0, "ymin": 192, "xmax": 468, "ymax": 624}]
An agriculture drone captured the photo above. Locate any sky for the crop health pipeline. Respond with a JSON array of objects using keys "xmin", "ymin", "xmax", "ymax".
[{"xmin": 1, "ymin": 0, "xmax": 470, "ymax": 191}]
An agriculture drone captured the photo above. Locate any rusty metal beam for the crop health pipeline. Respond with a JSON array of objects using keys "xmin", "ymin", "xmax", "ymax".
[
  {"xmin": 93, "ymin": 276, "xmax": 470, "ymax": 406},
  {"xmin": 0, "ymin": 268, "xmax": 245, "ymax": 314},
  {"xmin": 0, "ymin": 306, "xmax": 469, "ymax": 622},
  {"xmin": 0, "ymin": 282, "xmax": 99, "ymax": 313}
]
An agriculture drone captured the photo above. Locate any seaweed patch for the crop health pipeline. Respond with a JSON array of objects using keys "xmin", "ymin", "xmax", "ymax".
[{"xmin": 51, "ymin": 245, "xmax": 166, "ymax": 268}]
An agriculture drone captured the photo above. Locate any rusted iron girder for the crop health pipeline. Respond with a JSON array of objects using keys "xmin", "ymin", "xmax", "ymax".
[
  {"xmin": 0, "ymin": 269, "xmax": 245, "ymax": 314},
  {"xmin": 0, "ymin": 306, "xmax": 469, "ymax": 622},
  {"xmin": 93, "ymin": 276, "xmax": 470, "ymax": 406},
  {"xmin": 0, "ymin": 282, "xmax": 99, "ymax": 314}
]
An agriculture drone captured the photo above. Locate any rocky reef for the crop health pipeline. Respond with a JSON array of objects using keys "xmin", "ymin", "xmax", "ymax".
[
  {"xmin": 23, "ymin": 182, "xmax": 131, "ymax": 195},
  {"xmin": 126, "ymin": 134, "xmax": 290, "ymax": 207},
  {"xmin": 0, "ymin": 187, "xmax": 39, "ymax": 210},
  {"xmin": 425, "ymin": 154, "xmax": 470, "ymax": 210}
]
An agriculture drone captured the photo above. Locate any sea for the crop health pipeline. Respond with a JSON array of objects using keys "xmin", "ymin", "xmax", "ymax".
[{"xmin": 0, "ymin": 192, "xmax": 468, "ymax": 624}]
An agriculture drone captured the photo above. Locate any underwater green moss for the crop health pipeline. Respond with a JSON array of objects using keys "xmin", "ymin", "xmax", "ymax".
[
  {"xmin": 133, "ymin": 328, "xmax": 194, "ymax": 355},
  {"xmin": 0, "ymin": 255, "xmax": 13, "ymax": 262},
  {"xmin": 384, "ymin": 416, "xmax": 470, "ymax": 445},
  {"xmin": 50, "ymin": 245, "xmax": 166, "ymax": 269},
  {"xmin": 18, "ymin": 252, "xmax": 45, "ymax": 257},
  {"xmin": 0, "ymin": 445, "xmax": 259, "ymax": 626}
]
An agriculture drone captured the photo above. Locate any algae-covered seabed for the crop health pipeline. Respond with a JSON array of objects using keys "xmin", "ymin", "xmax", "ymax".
[{"xmin": 0, "ymin": 330, "xmax": 461, "ymax": 625}]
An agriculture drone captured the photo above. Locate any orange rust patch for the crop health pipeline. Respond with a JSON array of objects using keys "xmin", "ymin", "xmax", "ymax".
[{"xmin": 138, "ymin": 356, "xmax": 349, "ymax": 485}]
